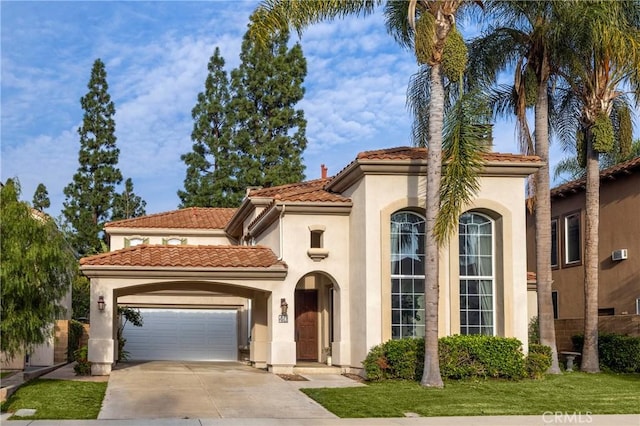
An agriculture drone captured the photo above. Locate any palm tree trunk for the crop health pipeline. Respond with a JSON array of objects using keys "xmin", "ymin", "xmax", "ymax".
[
  {"xmin": 534, "ymin": 76, "xmax": 561, "ymax": 373},
  {"xmin": 581, "ymin": 135, "xmax": 600, "ymax": 372},
  {"xmin": 421, "ymin": 63, "xmax": 444, "ymax": 388}
]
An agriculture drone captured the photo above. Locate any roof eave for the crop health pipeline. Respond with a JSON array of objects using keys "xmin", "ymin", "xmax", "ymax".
[
  {"xmin": 225, "ymin": 197, "xmax": 273, "ymax": 238},
  {"xmin": 247, "ymin": 201, "xmax": 352, "ymax": 237},
  {"xmin": 80, "ymin": 265, "xmax": 288, "ymax": 280}
]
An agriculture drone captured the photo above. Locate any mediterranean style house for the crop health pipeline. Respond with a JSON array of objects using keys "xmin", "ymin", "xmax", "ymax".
[
  {"xmin": 526, "ymin": 156, "xmax": 640, "ymax": 321},
  {"xmin": 81, "ymin": 147, "xmax": 542, "ymax": 376}
]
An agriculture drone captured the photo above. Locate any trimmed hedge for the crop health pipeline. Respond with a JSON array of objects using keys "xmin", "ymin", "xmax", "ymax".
[
  {"xmin": 526, "ymin": 344, "xmax": 552, "ymax": 379},
  {"xmin": 572, "ymin": 333, "xmax": 640, "ymax": 373},
  {"xmin": 364, "ymin": 335, "xmax": 530, "ymax": 381},
  {"xmin": 67, "ymin": 319, "xmax": 85, "ymax": 362}
]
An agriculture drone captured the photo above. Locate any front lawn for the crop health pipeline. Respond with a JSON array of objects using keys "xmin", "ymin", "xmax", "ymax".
[
  {"xmin": 1, "ymin": 379, "xmax": 107, "ymax": 420},
  {"xmin": 303, "ymin": 373, "xmax": 640, "ymax": 418}
]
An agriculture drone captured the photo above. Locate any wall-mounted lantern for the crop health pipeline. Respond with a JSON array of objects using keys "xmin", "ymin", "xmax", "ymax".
[
  {"xmin": 279, "ymin": 298, "xmax": 288, "ymax": 323},
  {"xmin": 97, "ymin": 296, "xmax": 106, "ymax": 312}
]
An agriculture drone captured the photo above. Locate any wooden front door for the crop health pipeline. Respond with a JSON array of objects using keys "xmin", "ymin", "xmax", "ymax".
[{"xmin": 295, "ymin": 290, "xmax": 318, "ymax": 361}]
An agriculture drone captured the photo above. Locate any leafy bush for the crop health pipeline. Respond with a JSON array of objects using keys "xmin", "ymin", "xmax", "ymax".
[
  {"xmin": 526, "ymin": 344, "xmax": 552, "ymax": 379},
  {"xmin": 365, "ymin": 335, "xmax": 527, "ymax": 382},
  {"xmin": 528, "ymin": 316, "xmax": 539, "ymax": 345},
  {"xmin": 439, "ymin": 335, "xmax": 526, "ymax": 380},
  {"xmin": 67, "ymin": 319, "xmax": 85, "ymax": 361},
  {"xmin": 73, "ymin": 346, "xmax": 91, "ymax": 376},
  {"xmin": 363, "ymin": 338, "xmax": 424, "ymax": 381},
  {"xmin": 572, "ymin": 333, "xmax": 640, "ymax": 373}
]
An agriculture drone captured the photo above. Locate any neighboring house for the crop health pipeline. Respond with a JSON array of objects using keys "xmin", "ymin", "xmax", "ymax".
[
  {"xmin": 526, "ymin": 156, "xmax": 640, "ymax": 321},
  {"xmin": 81, "ymin": 146, "xmax": 542, "ymax": 376},
  {"xmin": 0, "ymin": 209, "xmax": 72, "ymax": 370}
]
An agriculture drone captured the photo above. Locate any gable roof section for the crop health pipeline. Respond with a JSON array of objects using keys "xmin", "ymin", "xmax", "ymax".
[
  {"xmin": 105, "ymin": 207, "xmax": 237, "ymax": 230},
  {"xmin": 248, "ymin": 178, "xmax": 349, "ymax": 203},
  {"xmin": 328, "ymin": 146, "xmax": 542, "ymax": 192},
  {"xmin": 550, "ymin": 156, "xmax": 640, "ymax": 198},
  {"xmin": 80, "ymin": 244, "xmax": 285, "ymax": 269}
]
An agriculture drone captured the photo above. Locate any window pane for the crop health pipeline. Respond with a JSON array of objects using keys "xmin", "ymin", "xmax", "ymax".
[
  {"xmin": 391, "ymin": 211, "xmax": 426, "ymax": 339},
  {"xmin": 459, "ymin": 213, "xmax": 494, "ymax": 336},
  {"xmin": 565, "ymin": 214, "xmax": 581, "ymax": 263}
]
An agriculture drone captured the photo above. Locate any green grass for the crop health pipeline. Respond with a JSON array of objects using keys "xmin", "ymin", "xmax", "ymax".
[
  {"xmin": 302, "ymin": 373, "xmax": 640, "ymax": 418},
  {"xmin": 1, "ymin": 379, "xmax": 107, "ymax": 420}
]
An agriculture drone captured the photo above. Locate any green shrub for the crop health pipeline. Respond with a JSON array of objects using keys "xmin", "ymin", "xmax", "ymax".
[
  {"xmin": 439, "ymin": 335, "xmax": 526, "ymax": 380},
  {"xmin": 572, "ymin": 333, "xmax": 640, "ymax": 373},
  {"xmin": 363, "ymin": 338, "xmax": 424, "ymax": 381},
  {"xmin": 73, "ymin": 346, "xmax": 91, "ymax": 376},
  {"xmin": 526, "ymin": 344, "xmax": 552, "ymax": 379},
  {"xmin": 528, "ymin": 316, "xmax": 539, "ymax": 345},
  {"xmin": 67, "ymin": 319, "xmax": 85, "ymax": 362},
  {"xmin": 365, "ymin": 335, "xmax": 527, "ymax": 382}
]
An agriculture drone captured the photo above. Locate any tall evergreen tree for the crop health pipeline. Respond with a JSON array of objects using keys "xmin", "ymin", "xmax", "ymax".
[
  {"xmin": 1, "ymin": 179, "xmax": 76, "ymax": 359},
  {"xmin": 32, "ymin": 183, "xmax": 51, "ymax": 211},
  {"xmin": 112, "ymin": 178, "xmax": 147, "ymax": 221},
  {"xmin": 229, "ymin": 24, "xmax": 307, "ymax": 192},
  {"xmin": 63, "ymin": 59, "xmax": 122, "ymax": 256},
  {"xmin": 178, "ymin": 48, "xmax": 238, "ymax": 207}
]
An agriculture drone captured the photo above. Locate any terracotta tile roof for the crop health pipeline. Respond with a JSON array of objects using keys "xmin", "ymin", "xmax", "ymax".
[
  {"xmin": 105, "ymin": 207, "xmax": 237, "ymax": 230},
  {"xmin": 550, "ymin": 156, "xmax": 640, "ymax": 198},
  {"xmin": 80, "ymin": 244, "xmax": 285, "ymax": 268},
  {"xmin": 356, "ymin": 146, "xmax": 542, "ymax": 163},
  {"xmin": 248, "ymin": 178, "xmax": 350, "ymax": 203}
]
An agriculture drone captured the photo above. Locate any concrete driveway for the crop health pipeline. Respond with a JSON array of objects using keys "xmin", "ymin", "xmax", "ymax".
[{"xmin": 98, "ymin": 361, "xmax": 362, "ymax": 420}]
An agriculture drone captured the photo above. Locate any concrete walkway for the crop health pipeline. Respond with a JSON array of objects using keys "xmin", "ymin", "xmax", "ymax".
[{"xmin": 98, "ymin": 361, "xmax": 363, "ymax": 420}]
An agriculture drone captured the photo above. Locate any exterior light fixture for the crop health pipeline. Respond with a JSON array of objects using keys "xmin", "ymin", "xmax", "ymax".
[
  {"xmin": 279, "ymin": 298, "xmax": 288, "ymax": 323},
  {"xmin": 97, "ymin": 296, "xmax": 106, "ymax": 311}
]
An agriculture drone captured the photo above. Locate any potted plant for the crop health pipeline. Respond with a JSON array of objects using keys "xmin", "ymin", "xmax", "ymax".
[{"xmin": 323, "ymin": 346, "xmax": 332, "ymax": 366}]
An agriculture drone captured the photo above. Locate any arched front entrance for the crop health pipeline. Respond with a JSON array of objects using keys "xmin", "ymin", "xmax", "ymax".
[{"xmin": 294, "ymin": 272, "xmax": 335, "ymax": 364}]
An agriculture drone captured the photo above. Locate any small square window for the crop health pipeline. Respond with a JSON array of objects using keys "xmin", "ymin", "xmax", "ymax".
[
  {"xmin": 125, "ymin": 237, "xmax": 147, "ymax": 247},
  {"xmin": 310, "ymin": 230, "xmax": 323, "ymax": 248}
]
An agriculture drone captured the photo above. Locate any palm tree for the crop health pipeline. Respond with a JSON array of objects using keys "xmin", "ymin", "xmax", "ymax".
[
  {"xmin": 468, "ymin": 0, "xmax": 567, "ymax": 373},
  {"xmin": 250, "ymin": 0, "xmax": 484, "ymax": 387},
  {"xmin": 554, "ymin": 0, "xmax": 640, "ymax": 372}
]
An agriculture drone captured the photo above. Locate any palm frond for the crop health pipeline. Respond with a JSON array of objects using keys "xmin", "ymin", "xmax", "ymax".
[
  {"xmin": 436, "ymin": 90, "xmax": 492, "ymax": 244},
  {"xmin": 250, "ymin": 0, "xmax": 382, "ymax": 44}
]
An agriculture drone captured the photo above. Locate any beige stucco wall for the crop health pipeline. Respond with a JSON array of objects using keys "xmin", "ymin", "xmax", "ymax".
[{"xmin": 342, "ymin": 171, "xmax": 531, "ymax": 369}]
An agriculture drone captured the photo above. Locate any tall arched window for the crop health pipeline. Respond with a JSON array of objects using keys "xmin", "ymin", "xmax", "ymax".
[
  {"xmin": 390, "ymin": 211, "xmax": 425, "ymax": 339},
  {"xmin": 459, "ymin": 212, "xmax": 495, "ymax": 335}
]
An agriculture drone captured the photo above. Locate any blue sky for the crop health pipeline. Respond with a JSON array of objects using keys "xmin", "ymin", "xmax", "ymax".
[{"xmin": 2, "ymin": 1, "xmax": 636, "ymax": 218}]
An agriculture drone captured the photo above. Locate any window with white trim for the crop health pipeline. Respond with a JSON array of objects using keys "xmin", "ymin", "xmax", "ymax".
[
  {"xmin": 163, "ymin": 237, "xmax": 186, "ymax": 245},
  {"xmin": 390, "ymin": 211, "xmax": 425, "ymax": 339},
  {"xmin": 564, "ymin": 212, "xmax": 581, "ymax": 265},
  {"xmin": 125, "ymin": 237, "xmax": 147, "ymax": 247},
  {"xmin": 459, "ymin": 212, "xmax": 495, "ymax": 335},
  {"xmin": 636, "ymin": 298, "xmax": 640, "ymax": 315}
]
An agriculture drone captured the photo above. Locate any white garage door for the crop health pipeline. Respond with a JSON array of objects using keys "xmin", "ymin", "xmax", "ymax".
[{"xmin": 122, "ymin": 308, "xmax": 237, "ymax": 361}]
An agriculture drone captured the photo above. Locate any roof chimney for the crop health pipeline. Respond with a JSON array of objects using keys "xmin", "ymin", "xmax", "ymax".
[{"xmin": 321, "ymin": 164, "xmax": 328, "ymax": 179}]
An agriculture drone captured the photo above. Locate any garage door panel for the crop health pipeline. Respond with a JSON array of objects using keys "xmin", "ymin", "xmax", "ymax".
[{"xmin": 122, "ymin": 308, "xmax": 237, "ymax": 361}]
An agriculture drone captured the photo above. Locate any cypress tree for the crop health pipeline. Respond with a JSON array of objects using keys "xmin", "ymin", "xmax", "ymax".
[
  {"xmin": 178, "ymin": 47, "xmax": 239, "ymax": 207},
  {"xmin": 63, "ymin": 58, "xmax": 122, "ymax": 256},
  {"xmin": 112, "ymin": 178, "xmax": 147, "ymax": 221},
  {"xmin": 32, "ymin": 183, "xmax": 51, "ymax": 211},
  {"xmin": 229, "ymin": 25, "xmax": 307, "ymax": 192}
]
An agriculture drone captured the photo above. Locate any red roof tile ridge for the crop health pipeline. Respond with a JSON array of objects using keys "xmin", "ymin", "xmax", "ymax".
[
  {"xmin": 551, "ymin": 155, "xmax": 640, "ymax": 197},
  {"xmin": 249, "ymin": 177, "xmax": 332, "ymax": 196},
  {"xmin": 106, "ymin": 207, "xmax": 236, "ymax": 227}
]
